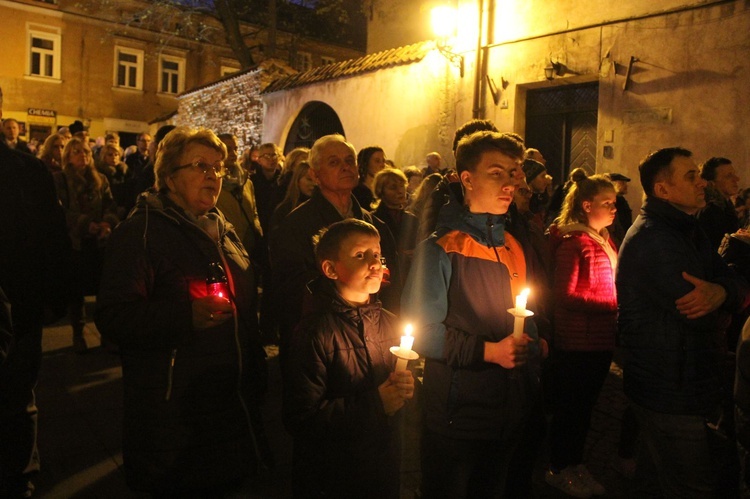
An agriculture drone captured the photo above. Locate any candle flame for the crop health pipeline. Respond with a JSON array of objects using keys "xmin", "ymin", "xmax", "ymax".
[
  {"xmin": 521, "ymin": 288, "xmax": 530, "ymax": 298},
  {"xmin": 404, "ymin": 323, "xmax": 413, "ymax": 336}
]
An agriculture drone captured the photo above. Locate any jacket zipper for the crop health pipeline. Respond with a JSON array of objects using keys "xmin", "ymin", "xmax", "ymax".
[{"xmin": 165, "ymin": 348, "xmax": 177, "ymax": 401}]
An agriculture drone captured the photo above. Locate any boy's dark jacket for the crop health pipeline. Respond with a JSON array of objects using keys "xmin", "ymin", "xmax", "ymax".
[
  {"xmin": 402, "ymin": 201, "xmax": 541, "ymax": 441},
  {"xmin": 283, "ymin": 278, "xmax": 401, "ymax": 498}
]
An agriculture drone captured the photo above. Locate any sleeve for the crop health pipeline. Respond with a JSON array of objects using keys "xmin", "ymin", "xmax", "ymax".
[
  {"xmin": 283, "ymin": 323, "xmax": 386, "ymax": 438},
  {"xmin": 94, "ymin": 221, "xmax": 194, "ymax": 350},
  {"xmin": 99, "ymin": 176, "xmax": 120, "ymax": 227},
  {"xmin": 553, "ymin": 238, "xmax": 618, "ymax": 312},
  {"xmin": 402, "ymin": 236, "xmax": 485, "ymax": 367}
]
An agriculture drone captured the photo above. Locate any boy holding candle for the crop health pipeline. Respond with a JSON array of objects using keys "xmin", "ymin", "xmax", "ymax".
[
  {"xmin": 402, "ymin": 131, "xmax": 542, "ymax": 498},
  {"xmin": 283, "ymin": 219, "xmax": 414, "ymax": 499}
]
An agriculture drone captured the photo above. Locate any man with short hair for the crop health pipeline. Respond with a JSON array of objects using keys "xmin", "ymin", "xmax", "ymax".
[
  {"xmin": 617, "ymin": 147, "xmax": 749, "ymax": 497},
  {"xmin": 422, "ymin": 151, "xmax": 446, "ymax": 177},
  {"xmin": 697, "ymin": 156, "xmax": 741, "ymax": 250},
  {"xmin": 402, "ymin": 131, "xmax": 541, "ymax": 498},
  {"xmin": 126, "ymin": 133, "xmax": 151, "ymax": 176},
  {"xmin": 525, "ymin": 147, "xmax": 546, "ymax": 166},
  {"xmin": 272, "ymin": 135, "xmax": 400, "ymax": 356},
  {"xmin": 2, "ymin": 119, "xmax": 32, "ymax": 155}
]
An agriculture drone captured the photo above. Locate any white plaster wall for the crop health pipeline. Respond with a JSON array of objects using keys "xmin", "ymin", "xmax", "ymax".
[{"xmin": 262, "ymin": 51, "xmax": 473, "ymax": 170}]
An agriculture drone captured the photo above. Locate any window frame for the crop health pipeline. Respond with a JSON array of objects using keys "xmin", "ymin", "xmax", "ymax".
[
  {"xmin": 294, "ymin": 51, "xmax": 313, "ymax": 72},
  {"xmin": 26, "ymin": 27, "xmax": 61, "ymax": 80},
  {"xmin": 114, "ymin": 46, "xmax": 144, "ymax": 90},
  {"xmin": 158, "ymin": 54, "xmax": 186, "ymax": 95}
]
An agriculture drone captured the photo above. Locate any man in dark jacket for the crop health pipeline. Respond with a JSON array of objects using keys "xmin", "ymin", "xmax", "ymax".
[
  {"xmin": 271, "ymin": 134, "xmax": 400, "ymax": 359},
  {"xmin": 0, "ymin": 89, "xmax": 71, "ymax": 498},
  {"xmin": 617, "ymin": 147, "xmax": 749, "ymax": 497},
  {"xmin": 402, "ymin": 131, "xmax": 541, "ymax": 498},
  {"xmin": 697, "ymin": 156, "xmax": 741, "ymax": 251}
]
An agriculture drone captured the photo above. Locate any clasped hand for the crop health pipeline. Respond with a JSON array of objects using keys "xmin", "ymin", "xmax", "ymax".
[
  {"xmin": 675, "ymin": 272, "xmax": 726, "ymax": 319},
  {"xmin": 379, "ymin": 370, "xmax": 415, "ymax": 416},
  {"xmin": 192, "ymin": 295, "xmax": 233, "ymax": 329}
]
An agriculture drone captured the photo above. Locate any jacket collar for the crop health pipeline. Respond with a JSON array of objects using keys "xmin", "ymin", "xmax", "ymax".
[
  {"xmin": 642, "ymin": 196, "xmax": 698, "ymax": 232},
  {"xmin": 437, "ymin": 201, "xmax": 507, "ymax": 247}
]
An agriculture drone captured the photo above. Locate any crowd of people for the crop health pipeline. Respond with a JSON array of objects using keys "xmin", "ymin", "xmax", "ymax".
[{"xmin": 2, "ymin": 84, "xmax": 750, "ymax": 499}]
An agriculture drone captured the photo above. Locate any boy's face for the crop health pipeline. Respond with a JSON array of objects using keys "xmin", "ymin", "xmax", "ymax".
[
  {"xmin": 461, "ymin": 150, "xmax": 519, "ymax": 215},
  {"xmin": 322, "ymin": 233, "xmax": 383, "ymax": 306}
]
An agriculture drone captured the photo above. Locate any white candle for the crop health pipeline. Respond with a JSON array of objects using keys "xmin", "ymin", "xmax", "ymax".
[
  {"xmin": 515, "ymin": 288, "xmax": 530, "ymax": 313},
  {"xmin": 395, "ymin": 324, "xmax": 415, "ymax": 371},
  {"xmin": 512, "ymin": 288, "xmax": 531, "ymax": 339}
]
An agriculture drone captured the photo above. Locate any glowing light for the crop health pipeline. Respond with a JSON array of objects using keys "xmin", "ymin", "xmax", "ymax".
[{"xmin": 431, "ymin": 6, "xmax": 457, "ymax": 38}]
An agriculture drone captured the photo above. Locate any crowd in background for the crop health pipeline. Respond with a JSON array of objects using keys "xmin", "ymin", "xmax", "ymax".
[{"xmin": 2, "ymin": 106, "xmax": 750, "ymax": 499}]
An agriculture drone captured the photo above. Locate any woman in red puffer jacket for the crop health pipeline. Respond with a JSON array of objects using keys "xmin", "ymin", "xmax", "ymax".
[{"xmin": 545, "ymin": 174, "xmax": 618, "ymax": 498}]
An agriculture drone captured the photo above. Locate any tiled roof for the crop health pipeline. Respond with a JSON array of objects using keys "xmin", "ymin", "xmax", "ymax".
[{"xmin": 262, "ymin": 40, "xmax": 435, "ymax": 94}]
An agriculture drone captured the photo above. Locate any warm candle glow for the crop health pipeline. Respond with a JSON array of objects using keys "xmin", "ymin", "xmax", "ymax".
[
  {"xmin": 515, "ymin": 288, "xmax": 530, "ymax": 312},
  {"xmin": 400, "ymin": 324, "xmax": 415, "ymax": 352}
]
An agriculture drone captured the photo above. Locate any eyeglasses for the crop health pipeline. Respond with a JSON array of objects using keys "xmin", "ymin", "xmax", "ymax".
[
  {"xmin": 260, "ymin": 153, "xmax": 278, "ymax": 160},
  {"xmin": 173, "ymin": 159, "xmax": 226, "ymax": 178}
]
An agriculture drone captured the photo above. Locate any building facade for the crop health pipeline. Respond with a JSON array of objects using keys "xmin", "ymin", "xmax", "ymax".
[
  {"xmin": 0, "ymin": 0, "xmax": 363, "ymax": 147},
  {"xmin": 260, "ymin": 0, "xmax": 750, "ymax": 214}
]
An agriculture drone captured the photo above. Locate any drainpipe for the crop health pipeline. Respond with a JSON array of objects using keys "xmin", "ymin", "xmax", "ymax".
[
  {"xmin": 472, "ymin": 0, "xmax": 485, "ymax": 119},
  {"xmin": 473, "ymin": 0, "xmax": 495, "ymax": 119}
]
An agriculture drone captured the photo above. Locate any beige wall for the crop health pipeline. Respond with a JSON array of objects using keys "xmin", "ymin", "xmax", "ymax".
[
  {"xmin": 270, "ymin": 0, "xmax": 750, "ymax": 217},
  {"xmin": 263, "ymin": 51, "xmax": 467, "ymax": 170}
]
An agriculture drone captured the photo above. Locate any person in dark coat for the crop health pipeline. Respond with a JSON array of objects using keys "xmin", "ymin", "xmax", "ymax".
[
  {"xmin": 352, "ymin": 146, "xmax": 386, "ymax": 210},
  {"xmin": 608, "ymin": 172, "xmax": 633, "ymax": 245},
  {"xmin": 371, "ymin": 168, "xmax": 419, "ymax": 279},
  {"xmin": 284, "ymin": 219, "xmax": 414, "ymax": 499},
  {"xmin": 0, "ymin": 91, "xmax": 71, "ymax": 498},
  {"xmin": 271, "ymin": 134, "xmax": 401, "ymax": 361},
  {"xmin": 95, "ymin": 127, "xmax": 268, "ymax": 495},
  {"xmin": 697, "ymin": 156, "xmax": 741, "ymax": 251},
  {"xmin": 617, "ymin": 147, "xmax": 750, "ymax": 497}
]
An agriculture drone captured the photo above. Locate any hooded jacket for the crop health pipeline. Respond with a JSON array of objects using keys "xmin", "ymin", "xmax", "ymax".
[
  {"xmin": 402, "ymin": 201, "xmax": 540, "ymax": 440},
  {"xmin": 283, "ymin": 278, "xmax": 401, "ymax": 498},
  {"xmin": 95, "ymin": 191, "xmax": 266, "ymax": 492},
  {"xmin": 617, "ymin": 197, "xmax": 748, "ymax": 415},
  {"xmin": 549, "ymin": 223, "xmax": 618, "ymax": 351}
]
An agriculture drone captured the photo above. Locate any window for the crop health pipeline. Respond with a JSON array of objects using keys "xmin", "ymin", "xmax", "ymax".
[
  {"xmin": 159, "ymin": 55, "xmax": 185, "ymax": 94},
  {"xmin": 320, "ymin": 56, "xmax": 336, "ymax": 66},
  {"xmin": 115, "ymin": 47, "xmax": 144, "ymax": 90},
  {"xmin": 294, "ymin": 52, "xmax": 312, "ymax": 72},
  {"xmin": 27, "ymin": 28, "xmax": 61, "ymax": 79}
]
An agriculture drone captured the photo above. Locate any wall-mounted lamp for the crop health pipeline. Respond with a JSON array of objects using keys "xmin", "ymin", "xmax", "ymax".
[
  {"xmin": 431, "ymin": 6, "xmax": 465, "ymax": 78},
  {"xmin": 544, "ymin": 60, "xmax": 564, "ymax": 80}
]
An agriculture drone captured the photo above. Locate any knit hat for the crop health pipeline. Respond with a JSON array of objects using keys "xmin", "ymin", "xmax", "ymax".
[{"xmin": 523, "ymin": 159, "xmax": 546, "ymax": 183}]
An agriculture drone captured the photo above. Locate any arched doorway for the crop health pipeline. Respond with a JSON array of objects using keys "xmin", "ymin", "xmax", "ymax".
[{"xmin": 283, "ymin": 101, "xmax": 344, "ymax": 153}]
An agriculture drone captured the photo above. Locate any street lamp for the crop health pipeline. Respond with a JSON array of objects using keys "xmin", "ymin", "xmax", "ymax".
[{"xmin": 431, "ymin": 6, "xmax": 465, "ymax": 77}]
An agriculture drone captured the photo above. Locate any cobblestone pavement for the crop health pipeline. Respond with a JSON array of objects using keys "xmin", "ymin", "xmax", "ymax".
[{"xmin": 32, "ymin": 309, "xmax": 631, "ymax": 498}]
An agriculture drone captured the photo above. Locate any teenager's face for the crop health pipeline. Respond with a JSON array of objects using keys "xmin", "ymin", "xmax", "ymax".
[
  {"xmin": 584, "ymin": 188, "xmax": 617, "ymax": 231},
  {"xmin": 325, "ymin": 233, "xmax": 383, "ymax": 306},
  {"xmin": 104, "ymin": 148, "xmax": 121, "ymax": 167},
  {"xmin": 367, "ymin": 151, "xmax": 386, "ymax": 178},
  {"xmin": 461, "ymin": 150, "xmax": 519, "ymax": 215},
  {"xmin": 381, "ymin": 177, "xmax": 407, "ymax": 209}
]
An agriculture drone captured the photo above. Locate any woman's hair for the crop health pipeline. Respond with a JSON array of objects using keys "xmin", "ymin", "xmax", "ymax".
[
  {"xmin": 284, "ymin": 147, "xmax": 310, "ymax": 174},
  {"xmin": 357, "ymin": 146, "xmax": 385, "ymax": 182},
  {"xmin": 408, "ymin": 172, "xmax": 443, "ymax": 216},
  {"xmin": 62, "ymin": 137, "xmax": 102, "ymax": 190},
  {"xmin": 98, "ymin": 143, "xmax": 122, "ymax": 164},
  {"xmin": 154, "ymin": 127, "xmax": 227, "ymax": 191},
  {"xmin": 403, "ymin": 166, "xmax": 422, "ymax": 182},
  {"xmin": 372, "ymin": 168, "xmax": 407, "ymax": 208},
  {"xmin": 39, "ymin": 133, "xmax": 63, "ymax": 163},
  {"xmin": 280, "ymin": 160, "xmax": 313, "ymax": 209},
  {"xmin": 556, "ymin": 173, "xmax": 615, "ymax": 226}
]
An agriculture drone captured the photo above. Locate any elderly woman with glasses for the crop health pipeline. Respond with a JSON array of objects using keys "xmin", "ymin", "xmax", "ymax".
[
  {"xmin": 53, "ymin": 137, "xmax": 118, "ymax": 353},
  {"xmin": 95, "ymin": 127, "xmax": 268, "ymax": 496}
]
